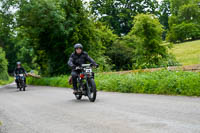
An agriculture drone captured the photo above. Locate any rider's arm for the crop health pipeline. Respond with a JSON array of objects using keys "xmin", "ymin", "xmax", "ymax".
[
  {"xmin": 22, "ymin": 68, "xmax": 27, "ymax": 74},
  {"xmin": 68, "ymin": 53, "xmax": 75, "ymax": 68},
  {"xmin": 13, "ymin": 68, "xmax": 16, "ymax": 76},
  {"xmin": 85, "ymin": 53, "xmax": 97, "ymax": 66}
]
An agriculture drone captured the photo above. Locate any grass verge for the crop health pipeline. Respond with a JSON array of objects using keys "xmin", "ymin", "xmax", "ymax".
[{"xmin": 27, "ymin": 70, "xmax": 200, "ymax": 96}]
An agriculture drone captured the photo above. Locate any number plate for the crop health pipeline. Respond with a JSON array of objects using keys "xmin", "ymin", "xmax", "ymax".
[{"xmin": 19, "ymin": 74, "xmax": 24, "ymax": 77}]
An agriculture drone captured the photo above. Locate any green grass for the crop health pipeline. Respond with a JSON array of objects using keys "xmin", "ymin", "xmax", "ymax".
[
  {"xmin": 171, "ymin": 40, "xmax": 200, "ymax": 65},
  {"xmin": 27, "ymin": 70, "xmax": 200, "ymax": 96},
  {"xmin": 0, "ymin": 77, "xmax": 14, "ymax": 86},
  {"xmin": 27, "ymin": 75, "xmax": 71, "ymax": 88}
]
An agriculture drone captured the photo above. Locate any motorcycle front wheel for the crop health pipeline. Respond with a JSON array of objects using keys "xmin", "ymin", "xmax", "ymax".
[
  {"xmin": 22, "ymin": 80, "xmax": 26, "ymax": 91},
  {"xmin": 87, "ymin": 78, "xmax": 97, "ymax": 102}
]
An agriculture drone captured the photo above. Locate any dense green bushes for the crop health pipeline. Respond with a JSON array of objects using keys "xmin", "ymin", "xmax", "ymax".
[
  {"xmin": 167, "ymin": 0, "xmax": 200, "ymax": 43},
  {"xmin": 167, "ymin": 22, "xmax": 200, "ymax": 42},
  {"xmin": 0, "ymin": 47, "xmax": 9, "ymax": 81},
  {"xmin": 27, "ymin": 70, "xmax": 200, "ymax": 96},
  {"xmin": 27, "ymin": 75, "xmax": 71, "ymax": 88},
  {"xmin": 95, "ymin": 70, "xmax": 200, "ymax": 96},
  {"xmin": 0, "ymin": 77, "xmax": 14, "ymax": 85},
  {"xmin": 106, "ymin": 14, "xmax": 178, "ymax": 70},
  {"xmin": 1, "ymin": 0, "xmax": 181, "ymax": 75}
]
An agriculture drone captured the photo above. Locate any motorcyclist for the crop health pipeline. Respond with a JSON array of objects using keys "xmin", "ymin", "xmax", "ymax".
[
  {"xmin": 14, "ymin": 62, "xmax": 27, "ymax": 88},
  {"xmin": 68, "ymin": 43, "xmax": 98, "ymax": 94}
]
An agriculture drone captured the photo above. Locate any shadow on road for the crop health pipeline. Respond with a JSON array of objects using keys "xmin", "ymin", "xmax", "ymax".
[
  {"xmin": 68, "ymin": 98, "xmax": 100, "ymax": 104},
  {"xmin": 5, "ymin": 86, "xmax": 16, "ymax": 89}
]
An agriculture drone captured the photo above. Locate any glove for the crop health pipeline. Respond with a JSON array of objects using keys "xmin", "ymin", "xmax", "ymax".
[{"xmin": 95, "ymin": 64, "xmax": 99, "ymax": 68}]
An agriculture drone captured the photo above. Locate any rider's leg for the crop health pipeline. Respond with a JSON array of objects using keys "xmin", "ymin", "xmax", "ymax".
[
  {"xmin": 16, "ymin": 79, "xmax": 19, "ymax": 88},
  {"xmin": 71, "ymin": 71, "xmax": 78, "ymax": 92},
  {"xmin": 24, "ymin": 77, "xmax": 27, "ymax": 87}
]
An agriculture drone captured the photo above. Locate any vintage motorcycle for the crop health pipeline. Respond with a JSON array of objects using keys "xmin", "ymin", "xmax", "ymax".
[
  {"xmin": 74, "ymin": 64, "xmax": 97, "ymax": 102},
  {"xmin": 16, "ymin": 74, "xmax": 26, "ymax": 91}
]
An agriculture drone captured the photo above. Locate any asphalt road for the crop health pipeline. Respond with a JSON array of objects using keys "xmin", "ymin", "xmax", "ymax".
[{"xmin": 0, "ymin": 83, "xmax": 200, "ymax": 133}]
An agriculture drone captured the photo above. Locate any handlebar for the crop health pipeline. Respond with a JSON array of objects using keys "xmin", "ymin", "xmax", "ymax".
[{"xmin": 75, "ymin": 64, "xmax": 98, "ymax": 70}]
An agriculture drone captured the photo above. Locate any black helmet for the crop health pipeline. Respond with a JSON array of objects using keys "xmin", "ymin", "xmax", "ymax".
[{"xmin": 74, "ymin": 43, "xmax": 83, "ymax": 49}]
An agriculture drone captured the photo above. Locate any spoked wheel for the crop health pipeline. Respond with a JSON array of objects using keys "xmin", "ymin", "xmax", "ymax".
[
  {"xmin": 74, "ymin": 83, "xmax": 82, "ymax": 100},
  {"xmin": 23, "ymin": 86, "xmax": 26, "ymax": 91},
  {"xmin": 19, "ymin": 81, "xmax": 22, "ymax": 91},
  {"xmin": 22, "ymin": 81, "xmax": 26, "ymax": 91},
  {"xmin": 87, "ymin": 79, "xmax": 97, "ymax": 102}
]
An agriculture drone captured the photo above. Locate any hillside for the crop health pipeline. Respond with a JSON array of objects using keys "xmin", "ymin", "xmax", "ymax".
[{"xmin": 171, "ymin": 40, "xmax": 200, "ymax": 66}]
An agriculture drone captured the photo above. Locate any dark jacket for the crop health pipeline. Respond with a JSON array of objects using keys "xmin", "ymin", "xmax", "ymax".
[
  {"xmin": 14, "ymin": 67, "xmax": 27, "ymax": 76},
  {"xmin": 68, "ymin": 51, "xmax": 97, "ymax": 68}
]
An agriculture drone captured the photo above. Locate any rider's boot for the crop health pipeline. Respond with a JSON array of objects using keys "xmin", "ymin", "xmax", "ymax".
[
  {"xmin": 17, "ymin": 82, "xmax": 20, "ymax": 88},
  {"xmin": 73, "ymin": 83, "xmax": 78, "ymax": 94},
  {"xmin": 24, "ymin": 79, "xmax": 27, "ymax": 87}
]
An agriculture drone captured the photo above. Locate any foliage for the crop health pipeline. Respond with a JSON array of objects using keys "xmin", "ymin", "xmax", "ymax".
[
  {"xmin": 106, "ymin": 13, "xmax": 177, "ymax": 70},
  {"xmin": 167, "ymin": 0, "xmax": 200, "ymax": 42},
  {"xmin": 90, "ymin": 0, "xmax": 159, "ymax": 36},
  {"xmin": 167, "ymin": 22, "xmax": 200, "ymax": 43},
  {"xmin": 96, "ymin": 70, "xmax": 200, "ymax": 96},
  {"xmin": 0, "ymin": 77, "xmax": 14, "ymax": 85},
  {"xmin": 16, "ymin": 0, "xmax": 108, "ymax": 76},
  {"xmin": 159, "ymin": 0, "xmax": 171, "ymax": 40},
  {"xmin": 93, "ymin": 21, "xmax": 117, "ymax": 71},
  {"xmin": 0, "ymin": 47, "xmax": 9, "ymax": 80},
  {"xmin": 0, "ymin": 0, "xmax": 18, "ymax": 73},
  {"xmin": 27, "ymin": 75, "xmax": 71, "ymax": 88},
  {"xmin": 106, "ymin": 36, "xmax": 136, "ymax": 70},
  {"xmin": 128, "ymin": 14, "xmax": 170, "ymax": 68},
  {"xmin": 1, "ymin": 0, "xmax": 195, "ymax": 75},
  {"xmin": 27, "ymin": 70, "xmax": 200, "ymax": 96}
]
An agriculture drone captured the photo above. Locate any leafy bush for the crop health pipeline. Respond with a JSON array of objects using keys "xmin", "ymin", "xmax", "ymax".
[
  {"xmin": 167, "ymin": 22, "xmax": 200, "ymax": 43},
  {"xmin": 0, "ymin": 47, "xmax": 9, "ymax": 81},
  {"xmin": 0, "ymin": 77, "xmax": 14, "ymax": 85},
  {"xmin": 106, "ymin": 38, "xmax": 135, "ymax": 70},
  {"xmin": 27, "ymin": 75, "xmax": 71, "ymax": 88},
  {"xmin": 128, "ymin": 14, "xmax": 174, "ymax": 68},
  {"xmin": 95, "ymin": 70, "xmax": 200, "ymax": 96},
  {"xmin": 167, "ymin": 0, "xmax": 200, "ymax": 43},
  {"xmin": 27, "ymin": 70, "xmax": 200, "ymax": 96}
]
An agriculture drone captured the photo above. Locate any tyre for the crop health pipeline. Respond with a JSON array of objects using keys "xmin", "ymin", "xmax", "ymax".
[
  {"xmin": 23, "ymin": 87, "xmax": 26, "ymax": 91},
  {"xmin": 74, "ymin": 82, "xmax": 82, "ymax": 100},
  {"xmin": 87, "ymin": 78, "xmax": 97, "ymax": 102},
  {"xmin": 22, "ymin": 80, "xmax": 26, "ymax": 91}
]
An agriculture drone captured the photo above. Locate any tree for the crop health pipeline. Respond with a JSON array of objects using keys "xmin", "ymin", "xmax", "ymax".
[
  {"xmin": 129, "ymin": 14, "xmax": 168, "ymax": 68},
  {"xmin": 106, "ymin": 37, "xmax": 135, "ymax": 70},
  {"xmin": 159, "ymin": 0, "xmax": 171, "ymax": 40},
  {"xmin": 170, "ymin": 0, "xmax": 190, "ymax": 15},
  {"xmin": 16, "ymin": 0, "xmax": 112, "ymax": 75},
  {"xmin": 178, "ymin": 4, "xmax": 200, "ymax": 23},
  {"xmin": 0, "ymin": 47, "xmax": 9, "ymax": 80},
  {"xmin": 167, "ymin": 22, "xmax": 200, "ymax": 42},
  {"xmin": 0, "ymin": 0, "xmax": 19, "ymax": 73},
  {"xmin": 167, "ymin": 0, "xmax": 200, "ymax": 42},
  {"xmin": 90, "ymin": 0, "xmax": 159, "ymax": 36}
]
